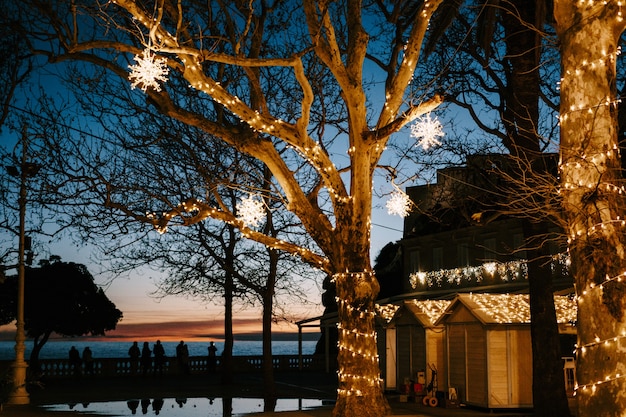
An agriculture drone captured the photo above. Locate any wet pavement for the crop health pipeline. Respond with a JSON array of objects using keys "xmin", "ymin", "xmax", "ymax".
[{"xmin": 0, "ymin": 372, "xmax": 549, "ymax": 416}]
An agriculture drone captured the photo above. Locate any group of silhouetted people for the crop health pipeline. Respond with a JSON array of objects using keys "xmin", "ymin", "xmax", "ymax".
[
  {"xmin": 68, "ymin": 346, "xmax": 95, "ymax": 376},
  {"xmin": 128, "ymin": 340, "xmax": 166, "ymax": 376},
  {"xmin": 127, "ymin": 340, "xmax": 220, "ymax": 376}
]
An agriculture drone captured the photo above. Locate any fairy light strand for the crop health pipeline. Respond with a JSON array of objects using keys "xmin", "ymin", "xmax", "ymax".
[
  {"xmin": 466, "ymin": 293, "xmax": 577, "ymax": 324},
  {"xmin": 408, "ymin": 254, "xmax": 570, "ymax": 289},
  {"xmin": 332, "ymin": 271, "xmax": 383, "ymax": 398},
  {"xmin": 575, "ymin": 373, "xmax": 626, "ymax": 395}
]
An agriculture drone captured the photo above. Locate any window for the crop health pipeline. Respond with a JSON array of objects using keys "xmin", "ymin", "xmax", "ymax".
[
  {"xmin": 457, "ymin": 244, "xmax": 469, "ymax": 266},
  {"xmin": 513, "ymin": 233, "xmax": 527, "ymax": 259},
  {"xmin": 433, "ymin": 247, "xmax": 443, "ymax": 270},
  {"xmin": 408, "ymin": 249, "xmax": 421, "ymax": 273},
  {"xmin": 483, "ymin": 238, "xmax": 497, "ymax": 261}
]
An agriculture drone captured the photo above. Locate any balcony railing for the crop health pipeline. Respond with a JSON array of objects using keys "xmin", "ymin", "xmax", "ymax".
[{"xmin": 0, "ymin": 355, "xmax": 327, "ymax": 380}]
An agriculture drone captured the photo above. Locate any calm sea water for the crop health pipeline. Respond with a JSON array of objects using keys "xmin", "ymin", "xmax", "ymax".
[
  {"xmin": 0, "ymin": 339, "xmax": 318, "ymax": 361},
  {"xmin": 43, "ymin": 397, "xmax": 329, "ymax": 416}
]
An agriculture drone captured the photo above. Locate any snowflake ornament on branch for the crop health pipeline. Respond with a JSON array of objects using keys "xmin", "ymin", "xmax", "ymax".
[
  {"xmin": 386, "ymin": 190, "xmax": 412, "ymax": 217},
  {"xmin": 128, "ymin": 48, "xmax": 169, "ymax": 92},
  {"xmin": 237, "ymin": 195, "xmax": 265, "ymax": 228},
  {"xmin": 411, "ymin": 112, "xmax": 444, "ymax": 150}
]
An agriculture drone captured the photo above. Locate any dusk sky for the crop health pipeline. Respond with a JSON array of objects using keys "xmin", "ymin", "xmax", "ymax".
[
  {"xmin": 0, "ymin": 30, "xmax": 409, "ymax": 343},
  {"xmin": 0, "ymin": 135, "xmax": 404, "ymax": 341}
]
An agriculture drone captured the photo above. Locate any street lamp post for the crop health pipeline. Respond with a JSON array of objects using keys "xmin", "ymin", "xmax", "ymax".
[{"xmin": 6, "ymin": 135, "xmax": 38, "ymax": 405}]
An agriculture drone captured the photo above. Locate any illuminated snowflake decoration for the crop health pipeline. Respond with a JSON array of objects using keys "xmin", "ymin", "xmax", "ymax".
[
  {"xmin": 411, "ymin": 112, "xmax": 444, "ymax": 150},
  {"xmin": 386, "ymin": 191, "xmax": 411, "ymax": 217},
  {"xmin": 237, "ymin": 196, "xmax": 265, "ymax": 227},
  {"xmin": 128, "ymin": 49, "xmax": 169, "ymax": 92}
]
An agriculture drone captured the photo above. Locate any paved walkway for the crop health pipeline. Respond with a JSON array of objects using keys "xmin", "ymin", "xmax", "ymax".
[
  {"xmin": 2, "ymin": 402, "xmax": 536, "ymax": 417},
  {"xmin": 0, "ymin": 372, "xmax": 540, "ymax": 416}
]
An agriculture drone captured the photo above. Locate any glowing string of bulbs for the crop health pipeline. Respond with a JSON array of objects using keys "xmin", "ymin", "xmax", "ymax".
[
  {"xmin": 573, "ymin": 269, "xmax": 626, "ymax": 395},
  {"xmin": 575, "ymin": 373, "xmax": 626, "ymax": 395},
  {"xmin": 576, "ymin": 270, "xmax": 626, "ymax": 303},
  {"xmin": 575, "ymin": 331, "xmax": 626, "ymax": 355},
  {"xmin": 558, "ymin": 3, "xmax": 626, "ymax": 396},
  {"xmin": 559, "ymin": 146, "xmax": 626, "ymax": 243},
  {"xmin": 332, "ymin": 271, "xmax": 383, "ymax": 397}
]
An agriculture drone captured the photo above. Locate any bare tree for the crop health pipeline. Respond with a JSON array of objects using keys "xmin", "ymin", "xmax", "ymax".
[
  {"xmin": 13, "ymin": 2, "xmax": 449, "ymax": 415},
  {"xmin": 416, "ymin": 2, "xmax": 571, "ymax": 415},
  {"xmin": 0, "ymin": 6, "xmax": 32, "ymax": 129}
]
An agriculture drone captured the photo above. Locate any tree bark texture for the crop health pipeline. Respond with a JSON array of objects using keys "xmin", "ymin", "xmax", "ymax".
[
  {"xmin": 525, "ymin": 220, "xmax": 572, "ymax": 417},
  {"xmin": 555, "ymin": 2, "xmax": 626, "ymax": 416},
  {"xmin": 501, "ymin": 1, "xmax": 571, "ymax": 414},
  {"xmin": 221, "ymin": 273, "xmax": 234, "ymax": 385},
  {"xmin": 261, "ymin": 249, "xmax": 278, "ymax": 409},
  {"xmin": 333, "ymin": 269, "xmax": 390, "ymax": 417}
]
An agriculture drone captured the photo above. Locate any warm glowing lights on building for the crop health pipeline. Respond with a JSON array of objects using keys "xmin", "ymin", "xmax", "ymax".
[
  {"xmin": 375, "ymin": 304, "xmax": 400, "ymax": 322},
  {"xmin": 412, "ymin": 299, "xmax": 451, "ymax": 326},
  {"xmin": 408, "ymin": 254, "xmax": 569, "ymax": 289},
  {"xmin": 466, "ymin": 293, "xmax": 576, "ymax": 325}
]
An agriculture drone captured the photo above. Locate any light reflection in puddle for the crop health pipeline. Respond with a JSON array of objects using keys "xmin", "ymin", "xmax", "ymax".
[{"xmin": 42, "ymin": 397, "xmax": 330, "ymax": 416}]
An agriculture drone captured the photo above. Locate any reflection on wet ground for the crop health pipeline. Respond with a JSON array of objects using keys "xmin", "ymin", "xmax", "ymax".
[{"xmin": 43, "ymin": 397, "xmax": 328, "ymax": 416}]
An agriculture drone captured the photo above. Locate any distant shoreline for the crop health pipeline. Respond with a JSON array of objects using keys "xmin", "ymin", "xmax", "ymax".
[{"xmin": 0, "ymin": 331, "xmax": 321, "ymax": 343}]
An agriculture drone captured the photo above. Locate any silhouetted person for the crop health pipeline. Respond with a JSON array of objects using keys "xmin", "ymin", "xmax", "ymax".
[
  {"xmin": 176, "ymin": 340, "xmax": 189, "ymax": 374},
  {"xmin": 68, "ymin": 346, "xmax": 81, "ymax": 376},
  {"xmin": 127, "ymin": 399, "xmax": 139, "ymax": 415},
  {"xmin": 82, "ymin": 346, "xmax": 94, "ymax": 375},
  {"xmin": 140, "ymin": 399, "xmax": 150, "ymax": 414},
  {"xmin": 128, "ymin": 341, "xmax": 140, "ymax": 374},
  {"xmin": 153, "ymin": 340, "xmax": 166, "ymax": 376},
  {"xmin": 152, "ymin": 398, "xmax": 164, "ymax": 414},
  {"xmin": 140, "ymin": 342, "xmax": 151, "ymax": 376},
  {"xmin": 207, "ymin": 341, "xmax": 218, "ymax": 372}
]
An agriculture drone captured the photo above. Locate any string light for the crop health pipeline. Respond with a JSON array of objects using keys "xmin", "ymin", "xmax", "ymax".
[
  {"xmin": 412, "ymin": 300, "xmax": 451, "ymax": 325},
  {"xmin": 375, "ymin": 304, "xmax": 400, "ymax": 322},
  {"xmin": 408, "ymin": 254, "xmax": 570, "ymax": 289},
  {"xmin": 128, "ymin": 48, "xmax": 169, "ymax": 92},
  {"xmin": 410, "ymin": 112, "xmax": 444, "ymax": 150},
  {"xmin": 575, "ymin": 373, "xmax": 626, "ymax": 396},
  {"xmin": 575, "ymin": 330, "xmax": 626, "ymax": 355},
  {"xmin": 466, "ymin": 293, "xmax": 576, "ymax": 324},
  {"xmin": 236, "ymin": 195, "xmax": 265, "ymax": 227},
  {"xmin": 332, "ymin": 271, "xmax": 384, "ymax": 399},
  {"xmin": 576, "ymin": 270, "xmax": 626, "ymax": 303}
]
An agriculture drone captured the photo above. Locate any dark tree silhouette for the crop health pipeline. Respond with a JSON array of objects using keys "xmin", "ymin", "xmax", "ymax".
[
  {"xmin": 373, "ymin": 242, "xmax": 404, "ymax": 300},
  {"xmin": 0, "ymin": 257, "xmax": 122, "ymax": 376}
]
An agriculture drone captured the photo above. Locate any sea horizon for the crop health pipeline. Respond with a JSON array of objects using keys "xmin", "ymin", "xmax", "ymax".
[
  {"xmin": 0, "ymin": 329, "xmax": 321, "ymax": 343},
  {"xmin": 0, "ymin": 338, "xmax": 321, "ymax": 361}
]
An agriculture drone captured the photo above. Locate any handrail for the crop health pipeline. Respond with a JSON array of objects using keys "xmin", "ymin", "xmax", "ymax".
[{"xmin": 0, "ymin": 354, "xmax": 328, "ymax": 379}]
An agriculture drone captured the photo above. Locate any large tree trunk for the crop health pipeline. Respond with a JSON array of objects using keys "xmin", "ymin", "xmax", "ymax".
[
  {"xmin": 261, "ymin": 248, "xmax": 278, "ymax": 411},
  {"xmin": 555, "ymin": 2, "xmax": 626, "ymax": 416},
  {"xmin": 332, "ymin": 265, "xmax": 389, "ymax": 417},
  {"xmin": 27, "ymin": 331, "xmax": 50, "ymax": 380},
  {"xmin": 501, "ymin": 2, "xmax": 571, "ymax": 414},
  {"xmin": 524, "ymin": 220, "xmax": 572, "ymax": 417},
  {"xmin": 221, "ymin": 272, "xmax": 234, "ymax": 385}
]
